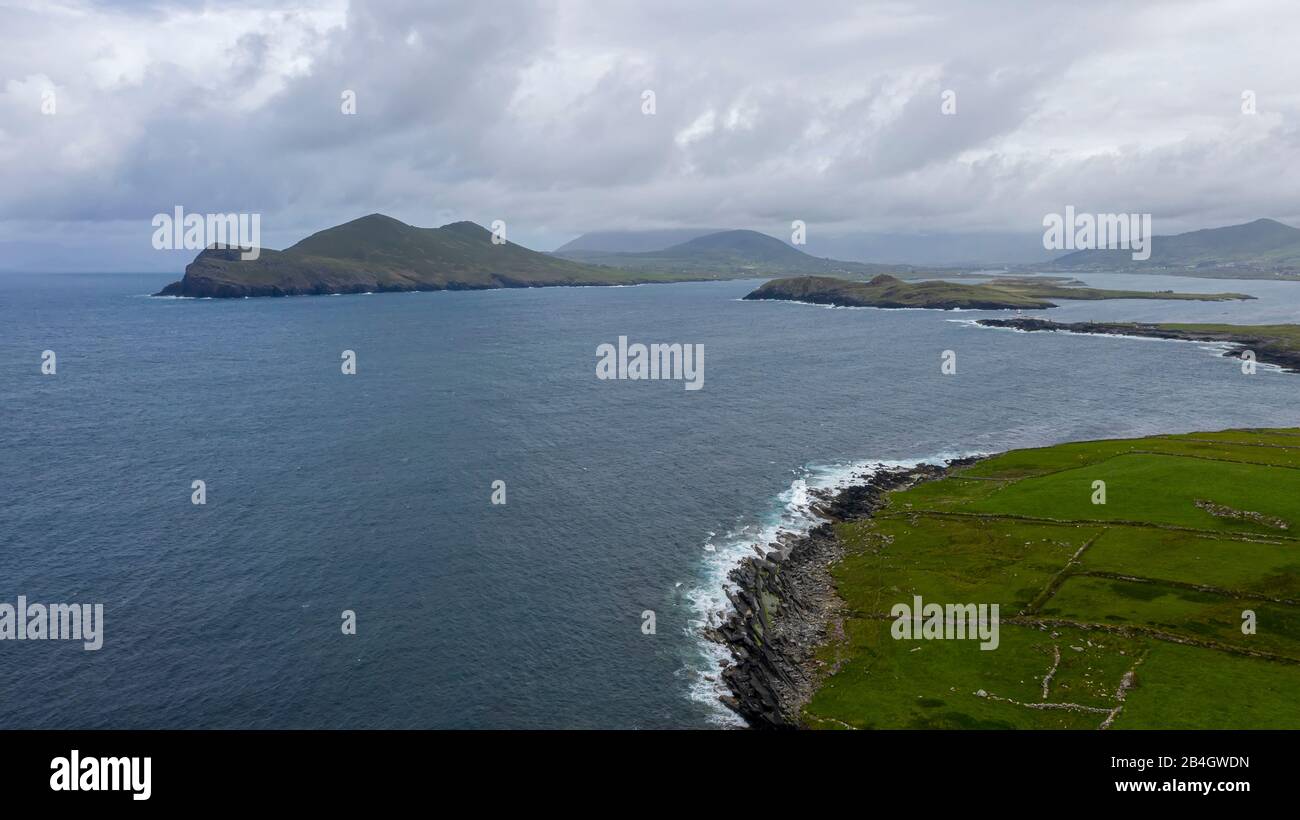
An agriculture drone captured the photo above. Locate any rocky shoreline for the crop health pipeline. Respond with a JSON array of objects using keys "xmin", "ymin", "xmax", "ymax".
[
  {"xmin": 743, "ymin": 274, "xmax": 1055, "ymax": 310},
  {"xmin": 707, "ymin": 458, "xmax": 981, "ymax": 729},
  {"xmin": 743, "ymin": 274, "xmax": 1249, "ymax": 312},
  {"xmin": 977, "ymin": 317, "xmax": 1300, "ymax": 373}
]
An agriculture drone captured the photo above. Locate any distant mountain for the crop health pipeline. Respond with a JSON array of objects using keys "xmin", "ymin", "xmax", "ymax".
[
  {"xmin": 557, "ymin": 229, "xmax": 1058, "ymax": 266},
  {"xmin": 155, "ymin": 214, "xmax": 700, "ymax": 298},
  {"xmin": 554, "ymin": 229, "xmax": 936, "ymax": 279},
  {"xmin": 554, "ymin": 228, "xmax": 721, "ymax": 254},
  {"xmin": 662, "ymin": 230, "xmax": 814, "ymax": 262},
  {"xmin": 1048, "ymin": 218, "xmax": 1300, "ymax": 276}
]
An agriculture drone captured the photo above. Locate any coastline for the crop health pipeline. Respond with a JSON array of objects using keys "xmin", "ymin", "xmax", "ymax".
[
  {"xmin": 707, "ymin": 457, "xmax": 982, "ymax": 728},
  {"xmin": 153, "ymin": 272, "xmax": 705, "ymax": 299},
  {"xmin": 974, "ymin": 317, "xmax": 1300, "ymax": 373},
  {"xmin": 714, "ymin": 426, "xmax": 1300, "ymax": 731}
]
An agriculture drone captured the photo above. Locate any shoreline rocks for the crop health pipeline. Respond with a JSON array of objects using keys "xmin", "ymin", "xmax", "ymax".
[
  {"xmin": 710, "ymin": 459, "xmax": 979, "ymax": 729},
  {"xmin": 977, "ymin": 317, "xmax": 1300, "ymax": 373}
]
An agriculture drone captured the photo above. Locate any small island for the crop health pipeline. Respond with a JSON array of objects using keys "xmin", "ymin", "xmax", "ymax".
[
  {"xmin": 743, "ymin": 274, "xmax": 1251, "ymax": 311},
  {"xmin": 978, "ymin": 318, "xmax": 1300, "ymax": 372}
]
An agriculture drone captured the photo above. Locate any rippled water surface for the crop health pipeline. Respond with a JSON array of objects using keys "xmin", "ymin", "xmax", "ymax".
[{"xmin": 1, "ymin": 271, "xmax": 1295, "ymax": 727}]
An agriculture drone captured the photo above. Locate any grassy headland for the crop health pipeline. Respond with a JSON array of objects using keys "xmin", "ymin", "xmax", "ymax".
[
  {"xmin": 803, "ymin": 428, "xmax": 1300, "ymax": 729},
  {"xmin": 743, "ymin": 274, "xmax": 1252, "ymax": 311}
]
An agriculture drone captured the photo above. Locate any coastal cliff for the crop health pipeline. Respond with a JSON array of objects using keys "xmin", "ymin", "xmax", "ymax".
[{"xmin": 710, "ymin": 460, "xmax": 978, "ymax": 728}]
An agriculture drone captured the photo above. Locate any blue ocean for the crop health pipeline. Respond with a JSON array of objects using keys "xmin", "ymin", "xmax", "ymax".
[{"xmin": 1, "ymin": 271, "xmax": 1296, "ymax": 728}]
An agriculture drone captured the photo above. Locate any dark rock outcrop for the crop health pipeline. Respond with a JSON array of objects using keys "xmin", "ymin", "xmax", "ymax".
[
  {"xmin": 711, "ymin": 458, "xmax": 980, "ymax": 728},
  {"xmin": 977, "ymin": 318, "xmax": 1300, "ymax": 373}
]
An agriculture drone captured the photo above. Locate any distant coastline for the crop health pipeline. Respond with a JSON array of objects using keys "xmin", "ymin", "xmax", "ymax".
[
  {"xmin": 975, "ymin": 318, "xmax": 1300, "ymax": 373},
  {"xmin": 153, "ymin": 214, "xmax": 937, "ymax": 299},
  {"xmin": 743, "ymin": 274, "xmax": 1251, "ymax": 311}
]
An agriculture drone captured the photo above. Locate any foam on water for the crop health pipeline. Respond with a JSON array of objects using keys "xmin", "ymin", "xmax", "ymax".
[
  {"xmin": 682, "ymin": 451, "xmax": 980, "ymax": 726},
  {"xmin": 958, "ymin": 319, "xmax": 1289, "ymax": 373},
  {"xmin": 7, "ymin": 272, "xmax": 1299, "ymax": 728}
]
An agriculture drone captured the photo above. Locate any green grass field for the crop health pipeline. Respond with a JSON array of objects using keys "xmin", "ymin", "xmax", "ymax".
[{"xmin": 805, "ymin": 427, "xmax": 1300, "ymax": 729}]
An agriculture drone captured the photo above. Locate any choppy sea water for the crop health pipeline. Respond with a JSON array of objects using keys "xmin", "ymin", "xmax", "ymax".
[{"xmin": 0, "ymin": 271, "xmax": 1295, "ymax": 728}]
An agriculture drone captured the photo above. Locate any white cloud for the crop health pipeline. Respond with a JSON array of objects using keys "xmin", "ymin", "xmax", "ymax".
[{"xmin": 2, "ymin": 0, "xmax": 1299, "ymax": 269}]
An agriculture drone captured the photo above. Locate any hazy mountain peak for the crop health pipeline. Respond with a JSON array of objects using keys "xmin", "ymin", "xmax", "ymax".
[
  {"xmin": 1049, "ymin": 216, "xmax": 1300, "ymax": 273},
  {"xmin": 668, "ymin": 229, "xmax": 795, "ymax": 255},
  {"xmin": 554, "ymin": 228, "xmax": 723, "ymax": 254}
]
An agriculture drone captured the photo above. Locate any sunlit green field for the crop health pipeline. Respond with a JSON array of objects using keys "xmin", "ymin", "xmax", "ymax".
[{"xmin": 805, "ymin": 428, "xmax": 1300, "ymax": 729}]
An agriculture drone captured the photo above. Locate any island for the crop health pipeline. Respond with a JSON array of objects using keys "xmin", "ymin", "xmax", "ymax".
[
  {"xmin": 977, "ymin": 318, "xmax": 1300, "ymax": 372},
  {"xmin": 155, "ymin": 213, "xmax": 699, "ymax": 298},
  {"xmin": 713, "ymin": 427, "xmax": 1300, "ymax": 729},
  {"xmin": 155, "ymin": 215, "xmax": 963, "ymax": 299},
  {"xmin": 742, "ymin": 274, "xmax": 1252, "ymax": 310}
]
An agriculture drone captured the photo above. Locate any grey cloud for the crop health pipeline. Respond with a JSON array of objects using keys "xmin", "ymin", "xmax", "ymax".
[{"xmin": 2, "ymin": 0, "xmax": 1300, "ymax": 271}]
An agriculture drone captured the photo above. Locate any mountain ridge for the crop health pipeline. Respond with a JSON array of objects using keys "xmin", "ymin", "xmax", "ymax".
[
  {"xmin": 1048, "ymin": 217, "xmax": 1300, "ymax": 275},
  {"xmin": 554, "ymin": 228, "xmax": 938, "ymax": 279}
]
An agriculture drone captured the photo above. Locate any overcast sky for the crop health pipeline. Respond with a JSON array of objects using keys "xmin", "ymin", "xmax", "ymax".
[{"xmin": 3, "ymin": 0, "xmax": 1300, "ymax": 270}]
